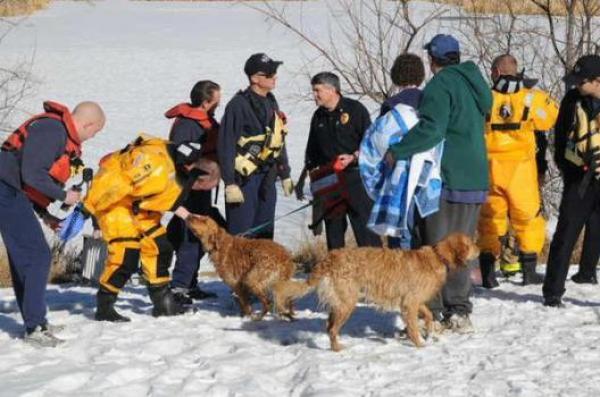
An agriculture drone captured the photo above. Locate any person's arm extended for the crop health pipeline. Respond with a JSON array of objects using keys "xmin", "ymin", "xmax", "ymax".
[{"xmin": 388, "ymin": 82, "xmax": 449, "ymax": 160}]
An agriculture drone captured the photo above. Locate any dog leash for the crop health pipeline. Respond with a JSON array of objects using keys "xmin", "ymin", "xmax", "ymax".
[{"xmin": 238, "ymin": 201, "xmax": 313, "ymax": 237}]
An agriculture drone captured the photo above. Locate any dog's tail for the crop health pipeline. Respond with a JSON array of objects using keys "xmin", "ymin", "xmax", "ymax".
[
  {"xmin": 272, "ymin": 261, "xmax": 328, "ymax": 305},
  {"xmin": 273, "ymin": 279, "xmax": 315, "ymax": 302}
]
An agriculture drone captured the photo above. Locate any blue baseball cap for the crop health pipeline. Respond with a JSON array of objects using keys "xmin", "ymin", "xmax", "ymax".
[{"xmin": 423, "ymin": 34, "xmax": 460, "ymax": 59}]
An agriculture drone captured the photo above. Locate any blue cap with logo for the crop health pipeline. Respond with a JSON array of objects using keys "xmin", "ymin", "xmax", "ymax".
[{"xmin": 423, "ymin": 34, "xmax": 460, "ymax": 60}]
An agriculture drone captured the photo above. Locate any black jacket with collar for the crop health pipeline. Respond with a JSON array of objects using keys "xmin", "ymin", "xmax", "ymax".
[
  {"xmin": 304, "ymin": 96, "xmax": 371, "ymax": 169},
  {"xmin": 554, "ymin": 88, "xmax": 600, "ymax": 183}
]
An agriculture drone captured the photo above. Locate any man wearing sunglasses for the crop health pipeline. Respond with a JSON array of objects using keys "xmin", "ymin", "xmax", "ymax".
[
  {"xmin": 543, "ymin": 54, "xmax": 600, "ymax": 307},
  {"xmin": 217, "ymin": 53, "xmax": 293, "ymax": 239}
]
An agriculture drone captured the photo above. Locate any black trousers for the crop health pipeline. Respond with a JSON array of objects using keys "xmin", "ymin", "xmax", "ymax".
[
  {"xmin": 413, "ymin": 199, "xmax": 481, "ymax": 320},
  {"xmin": 324, "ymin": 169, "xmax": 382, "ymax": 250},
  {"xmin": 543, "ymin": 179, "xmax": 600, "ymax": 300}
]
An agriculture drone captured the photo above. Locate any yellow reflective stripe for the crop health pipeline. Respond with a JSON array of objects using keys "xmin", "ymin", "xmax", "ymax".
[{"xmin": 237, "ymin": 134, "xmax": 266, "ymax": 147}]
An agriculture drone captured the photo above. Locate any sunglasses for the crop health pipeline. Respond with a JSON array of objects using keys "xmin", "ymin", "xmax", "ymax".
[{"xmin": 256, "ymin": 72, "xmax": 276, "ymax": 79}]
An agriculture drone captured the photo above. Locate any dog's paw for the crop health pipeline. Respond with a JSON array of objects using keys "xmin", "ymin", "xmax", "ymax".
[
  {"xmin": 277, "ymin": 313, "xmax": 296, "ymax": 322},
  {"xmin": 250, "ymin": 313, "xmax": 266, "ymax": 321}
]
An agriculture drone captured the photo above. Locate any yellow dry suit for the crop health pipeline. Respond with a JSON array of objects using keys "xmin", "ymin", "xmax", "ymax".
[
  {"xmin": 83, "ymin": 135, "xmax": 184, "ymax": 293},
  {"xmin": 478, "ymin": 85, "xmax": 558, "ymax": 256}
]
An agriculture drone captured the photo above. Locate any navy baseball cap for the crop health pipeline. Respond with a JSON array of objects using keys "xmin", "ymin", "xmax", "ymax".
[
  {"xmin": 563, "ymin": 55, "xmax": 600, "ymax": 86},
  {"xmin": 423, "ymin": 34, "xmax": 460, "ymax": 59},
  {"xmin": 244, "ymin": 53, "xmax": 283, "ymax": 77}
]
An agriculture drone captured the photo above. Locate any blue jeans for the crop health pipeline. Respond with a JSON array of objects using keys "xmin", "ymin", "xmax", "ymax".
[{"xmin": 0, "ymin": 181, "xmax": 51, "ymax": 331}]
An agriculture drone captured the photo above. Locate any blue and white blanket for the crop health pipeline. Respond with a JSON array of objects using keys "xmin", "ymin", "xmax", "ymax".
[{"xmin": 359, "ymin": 103, "xmax": 443, "ymax": 248}]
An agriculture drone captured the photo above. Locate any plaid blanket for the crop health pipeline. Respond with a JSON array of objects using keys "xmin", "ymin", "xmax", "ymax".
[{"xmin": 359, "ymin": 103, "xmax": 443, "ymax": 248}]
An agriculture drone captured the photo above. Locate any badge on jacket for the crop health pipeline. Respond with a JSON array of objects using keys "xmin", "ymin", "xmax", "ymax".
[{"xmin": 340, "ymin": 112, "xmax": 350, "ymax": 125}]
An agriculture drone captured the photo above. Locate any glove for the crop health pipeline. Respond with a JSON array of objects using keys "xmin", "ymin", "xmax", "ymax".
[
  {"xmin": 281, "ymin": 178, "xmax": 294, "ymax": 197},
  {"xmin": 58, "ymin": 204, "xmax": 88, "ymax": 242},
  {"xmin": 225, "ymin": 184, "xmax": 244, "ymax": 204},
  {"xmin": 295, "ymin": 178, "xmax": 305, "ymax": 201}
]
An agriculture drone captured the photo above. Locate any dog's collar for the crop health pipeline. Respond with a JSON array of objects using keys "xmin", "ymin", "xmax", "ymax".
[{"xmin": 433, "ymin": 246, "xmax": 451, "ymax": 272}]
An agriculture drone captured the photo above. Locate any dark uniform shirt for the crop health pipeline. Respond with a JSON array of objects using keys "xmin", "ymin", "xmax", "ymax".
[
  {"xmin": 218, "ymin": 88, "xmax": 290, "ymax": 185},
  {"xmin": 0, "ymin": 118, "xmax": 68, "ymax": 201},
  {"xmin": 169, "ymin": 117, "xmax": 213, "ymax": 213},
  {"xmin": 305, "ymin": 96, "xmax": 371, "ymax": 169}
]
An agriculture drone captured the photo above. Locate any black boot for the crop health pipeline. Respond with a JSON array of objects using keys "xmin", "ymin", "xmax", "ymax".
[
  {"xmin": 571, "ymin": 272, "xmax": 598, "ymax": 284},
  {"xmin": 520, "ymin": 252, "xmax": 544, "ymax": 285},
  {"xmin": 95, "ymin": 288, "xmax": 131, "ymax": 322},
  {"xmin": 479, "ymin": 252, "xmax": 499, "ymax": 289},
  {"xmin": 188, "ymin": 287, "xmax": 217, "ymax": 300},
  {"xmin": 148, "ymin": 284, "xmax": 185, "ymax": 317}
]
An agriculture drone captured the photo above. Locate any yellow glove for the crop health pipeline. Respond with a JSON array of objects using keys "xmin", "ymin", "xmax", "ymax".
[
  {"xmin": 281, "ymin": 178, "xmax": 294, "ymax": 197},
  {"xmin": 225, "ymin": 184, "xmax": 244, "ymax": 204}
]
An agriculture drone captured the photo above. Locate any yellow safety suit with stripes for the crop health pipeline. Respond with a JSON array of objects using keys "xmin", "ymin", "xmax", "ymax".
[
  {"xmin": 478, "ymin": 88, "xmax": 558, "ymax": 256},
  {"xmin": 83, "ymin": 135, "xmax": 183, "ymax": 293}
]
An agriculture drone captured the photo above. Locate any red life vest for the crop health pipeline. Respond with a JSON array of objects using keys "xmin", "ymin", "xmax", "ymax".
[
  {"xmin": 165, "ymin": 103, "xmax": 219, "ymax": 162},
  {"xmin": 1, "ymin": 101, "xmax": 82, "ymax": 208}
]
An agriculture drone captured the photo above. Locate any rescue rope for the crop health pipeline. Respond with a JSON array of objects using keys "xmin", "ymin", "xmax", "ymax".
[{"xmin": 238, "ymin": 201, "xmax": 313, "ymax": 237}]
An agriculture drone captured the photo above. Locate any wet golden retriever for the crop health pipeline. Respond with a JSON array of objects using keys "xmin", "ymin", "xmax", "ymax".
[
  {"xmin": 187, "ymin": 214, "xmax": 295, "ymax": 320},
  {"xmin": 278, "ymin": 233, "xmax": 479, "ymax": 351}
]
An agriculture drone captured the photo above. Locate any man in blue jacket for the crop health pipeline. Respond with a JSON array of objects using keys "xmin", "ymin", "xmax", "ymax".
[
  {"xmin": 0, "ymin": 101, "xmax": 105, "ymax": 347},
  {"xmin": 218, "ymin": 53, "xmax": 293, "ymax": 239}
]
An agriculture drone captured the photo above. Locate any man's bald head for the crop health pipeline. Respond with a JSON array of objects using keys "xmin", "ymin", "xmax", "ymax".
[
  {"xmin": 72, "ymin": 101, "xmax": 105, "ymax": 142},
  {"xmin": 491, "ymin": 54, "xmax": 518, "ymax": 82}
]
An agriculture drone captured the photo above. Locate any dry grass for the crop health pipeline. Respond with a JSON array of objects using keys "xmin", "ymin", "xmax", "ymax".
[
  {"xmin": 48, "ymin": 240, "xmax": 81, "ymax": 284},
  {"xmin": 0, "ymin": 240, "xmax": 81, "ymax": 287},
  {"xmin": 0, "ymin": 0, "xmax": 50, "ymax": 17},
  {"xmin": 437, "ymin": 0, "xmax": 600, "ymax": 16},
  {"xmin": 0, "ymin": 246, "xmax": 11, "ymax": 288}
]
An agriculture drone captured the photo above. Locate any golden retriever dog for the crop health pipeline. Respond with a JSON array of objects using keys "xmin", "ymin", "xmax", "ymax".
[
  {"xmin": 187, "ymin": 214, "xmax": 295, "ymax": 320},
  {"xmin": 278, "ymin": 233, "xmax": 479, "ymax": 351}
]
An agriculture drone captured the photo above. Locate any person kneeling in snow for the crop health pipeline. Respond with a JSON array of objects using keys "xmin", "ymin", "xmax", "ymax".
[{"xmin": 63, "ymin": 134, "xmax": 219, "ymax": 321}]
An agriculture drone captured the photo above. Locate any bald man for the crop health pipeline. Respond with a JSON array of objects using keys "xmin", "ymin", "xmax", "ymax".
[
  {"xmin": 0, "ymin": 100, "xmax": 104, "ymax": 347},
  {"xmin": 477, "ymin": 55, "xmax": 558, "ymax": 288}
]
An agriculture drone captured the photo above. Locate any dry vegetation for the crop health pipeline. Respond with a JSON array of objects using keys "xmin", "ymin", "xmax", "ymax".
[
  {"xmin": 0, "ymin": 240, "xmax": 81, "ymax": 287},
  {"xmin": 440, "ymin": 0, "xmax": 600, "ymax": 16},
  {"xmin": 0, "ymin": 0, "xmax": 49, "ymax": 17},
  {"xmin": 0, "ymin": 246, "xmax": 10, "ymax": 287}
]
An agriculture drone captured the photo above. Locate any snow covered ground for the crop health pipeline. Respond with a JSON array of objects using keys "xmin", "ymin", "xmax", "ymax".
[{"xmin": 1, "ymin": 1, "xmax": 600, "ymax": 396}]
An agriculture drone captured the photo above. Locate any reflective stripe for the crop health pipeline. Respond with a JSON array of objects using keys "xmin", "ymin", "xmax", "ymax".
[{"xmin": 491, "ymin": 123, "xmax": 521, "ymax": 131}]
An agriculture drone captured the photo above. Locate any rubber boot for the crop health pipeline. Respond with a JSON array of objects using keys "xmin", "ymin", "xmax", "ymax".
[
  {"xmin": 95, "ymin": 288, "xmax": 131, "ymax": 322},
  {"xmin": 520, "ymin": 252, "xmax": 544, "ymax": 285},
  {"xmin": 479, "ymin": 252, "xmax": 499, "ymax": 289},
  {"xmin": 148, "ymin": 284, "xmax": 185, "ymax": 317}
]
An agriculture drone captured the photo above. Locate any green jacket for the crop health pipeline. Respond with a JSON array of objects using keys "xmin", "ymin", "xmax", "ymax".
[{"xmin": 389, "ymin": 61, "xmax": 492, "ymax": 191}]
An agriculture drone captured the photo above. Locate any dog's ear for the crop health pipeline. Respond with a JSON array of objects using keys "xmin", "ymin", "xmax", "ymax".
[
  {"xmin": 205, "ymin": 218, "xmax": 223, "ymax": 251},
  {"xmin": 454, "ymin": 234, "xmax": 475, "ymax": 264},
  {"xmin": 434, "ymin": 238, "xmax": 454, "ymax": 266}
]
